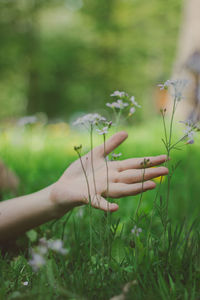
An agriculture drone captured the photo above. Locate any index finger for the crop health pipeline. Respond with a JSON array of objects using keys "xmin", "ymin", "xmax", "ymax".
[
  {"xmin": 96, "ymin": 131, "xmax": 128, "ymax": 157},
  {"xmin": 116, "ymin": 155, "xmax": 168, "ymax": 171}
]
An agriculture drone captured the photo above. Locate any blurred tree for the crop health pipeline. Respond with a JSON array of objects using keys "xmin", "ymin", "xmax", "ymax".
[
  {"xmin": 172, "ymin": 0, "xmax": 200, "ymax": 121},
  {"xmin": 0, "ymin": 0, "xmax": 183, "ymax": 120}
]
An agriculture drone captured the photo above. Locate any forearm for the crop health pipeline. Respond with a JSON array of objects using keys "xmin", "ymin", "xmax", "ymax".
[{"xmin": 0, "ymin": 184, "xmax": 65, "ymax": 242}]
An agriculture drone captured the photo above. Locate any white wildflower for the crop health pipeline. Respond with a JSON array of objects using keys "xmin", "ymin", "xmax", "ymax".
[
  {"xmin": 131, "ymin": 226, "xmax": 142, "ymax": 237},
  {"xmin": 105, "ymin": 121, "xmax": 113, "ymax": 128},
  {"xmin": 180, "ymin": 119, "xmax": 200, "ymax": 144},
  {"xmin": 96, "ymin": 126, "xmax": 109, "ymax": 135},
  {"xmin": 158, "ymin": 79, "xmax": 188, "ymax": 101},
  {"xmin": 48, "ymin": 239, "xmax": 68, "ymax": 255},
  {"xmin": 158, "ymin": 80, "xmax": 174, "ymax": 90},
  {"xmin": 106, "ymin": 100, "xmax": 128, "ymax": 110},
  {"xmin": 129, "ymin": 107, "xmax": 135, "ymax": 116},
  {"xmin": 110, "ymin": 91, "xmax": 127, "ymax": 98},
  {"xmin": 111, "ymin": 152, "xmax": 122, "ymax": 159},
  {"xmin": 130, "ymin": 96, "xmax": 141, "ymax": 108},
  {"xmin": 73, "ymin": 113, "xmax": 106, "ymax": 127},
  {"xmin": 29, "ymin": 251, "xmax": 46, "ymax": 272},
  {"xmin": 22, "ymin": 281, "xmax": 29, "ymax": 286}
]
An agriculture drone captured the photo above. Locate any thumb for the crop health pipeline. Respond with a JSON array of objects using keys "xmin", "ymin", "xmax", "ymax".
[
  {"xmin": 97, "ymin": 131, "xmax": 128, "ymax": 157},
  {"xmin": 92, "ymin": 195, "xmax": 119, "ymax": 212}
]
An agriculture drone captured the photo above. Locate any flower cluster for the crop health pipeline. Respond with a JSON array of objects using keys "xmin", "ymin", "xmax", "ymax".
[
  {"xmin": 106, "ymin": 90, "xmax": 141, "ymax": 117},
  {"xmin": 106, "ymin": 99, "xmax": 128, "ymax": 109},
  {"xmin": 73, "ymin": 113, "xmax": 113, "ymax": 136},
  {"xmin": 180, "ymin": 120, "xmax": 200, "ymax": 144},
  {"xmin": 111, "ymin": 152, "xmax": 122, "ymax": 160},
  {"xmin": 29, "ymin": 238, "xmax": 68, "ymax": 272},
  {"xmin": 96, "ymin": 121, "xmax": 112, "ymax": 135},
  {"xmin": 73, "ymin": 113, "xmax": 106, "ymax": 127},
  {"xmin": 131, "ymin": 225, "xmax": 142, "ymax": 237},
  {"xmin": 158, "ymin": 79, "xmax": 188, "ymax": 101}
]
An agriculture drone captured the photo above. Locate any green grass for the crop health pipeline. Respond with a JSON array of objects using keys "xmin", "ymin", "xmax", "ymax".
[{"xmin": 0, "ymin": 120, "xmax": 200, "ymax": 300}]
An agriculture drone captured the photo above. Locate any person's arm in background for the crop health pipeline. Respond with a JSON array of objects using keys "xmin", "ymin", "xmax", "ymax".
[{"xmin": 0, "ymin": 131, "xmax": 168, "ymax": 242}]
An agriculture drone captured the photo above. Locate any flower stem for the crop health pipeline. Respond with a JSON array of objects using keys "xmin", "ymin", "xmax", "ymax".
[
  {"xmin": 134, "ymin": 163, "xmax": 145, "ymax": 220},
  {"xmin": 165, "ymin": 98, "xmax": 177, "ymax": 231},
  {"xmin": 103, "ymin": 133, "xmax": 111, "ymax": 258},
  {"xmin": 90, "ymin": 125, "xmax": 99, "ymax": 207},
  {"xmin": 76, "ymin": 150, "xmax": 93, "ymax": 257}
]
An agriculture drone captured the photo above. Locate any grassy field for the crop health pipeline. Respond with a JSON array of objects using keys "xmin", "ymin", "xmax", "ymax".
[{"xmin": 0, "ymin": 120, "xmax": 200, "ymax": 299}]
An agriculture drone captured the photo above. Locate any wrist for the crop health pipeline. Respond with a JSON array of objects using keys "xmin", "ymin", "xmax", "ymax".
[{"xmin": 49, "ymin": 181, "xmax": 76, "ymax": 218}]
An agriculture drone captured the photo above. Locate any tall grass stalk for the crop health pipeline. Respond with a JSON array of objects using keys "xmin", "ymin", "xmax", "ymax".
[
  {"xmin": 90, "ymin": 125, "xmax": 98, "ymax": 206},
  {"xmin": 103, "ymin": 133, "xmax": 111, "ymax": 258},
  {"xmin": 75, "ymin": 148, "xmax": 93, "ymax": 256}
]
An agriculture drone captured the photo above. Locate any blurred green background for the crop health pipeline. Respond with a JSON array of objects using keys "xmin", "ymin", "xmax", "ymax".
[
  {"xmin": 0, "ymin": 0, "xmax": 183, "ymax": 120},
  {"xmin": 2, "ymin": 0, "xmax": 200, "ymax": 220}
]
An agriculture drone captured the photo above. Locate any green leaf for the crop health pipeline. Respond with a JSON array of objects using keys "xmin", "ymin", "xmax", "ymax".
[
  {"xmin": 111, "ymin": 237, "xmax": 126, "ymax": 264},
  {"xmin": 26, "ymin": 229, "xmax": 38, "ymax": 243}
]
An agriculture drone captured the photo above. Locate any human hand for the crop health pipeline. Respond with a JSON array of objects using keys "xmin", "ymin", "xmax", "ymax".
[{"xmin": 50, "ymin": 131, "xmax": 168, "ymax": 215}]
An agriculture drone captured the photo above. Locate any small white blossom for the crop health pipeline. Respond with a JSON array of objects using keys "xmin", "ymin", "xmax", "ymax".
[
  {"xmin": 48, "ymin": 239, "xmax": 68, "ymax": 255},
  {"xmin": 187, "ymin": 139, "xmax": 194, "ymax": 144},
  {"xmin": 22, "ymin": 281, "xmax": 29, "ymax": 286},
  {"xmin": 111, "ymin": 152, "xmax": 122, "ymax": 159},
  {"xmin": 129, "ymin": 107, "xmax": 136, "ymax": 116},
  {"xmin": 180, "ymin": 119, "xmax": 200, "ymax": 144},
  {"xmin": 105, "ymin": 120, "xmax": 112, "ymax": 126},
  {"xmin": 29, "ymin": 251, "xmax": 46, "ymax": 272},
  {"xmin": 110, "ymin": 91, "xmax": 127, "ymax": 97},
  {"xmin": 131, "ymin": 226, "xmax": 142, "ymax": 237},
  {"xmin": 96, "ymin": 126, "xmax": 109, "ymax": 135},
  {"xmin": 184, "ymin": 128, "xmax": 195, "ymax": 144},
  {"xmin": 106, "ymin": 100, "xmax": 128, "ymax": 110},
  {"xmin": 130, "ymin": 96, "xmax": 141, "ymax": 108},
  {"xmin": 73, "ymin": 113, "xmax": 106, "ymax": 127},
  {"xmin": 158, "ymin": 79, "xmax": 188, "ymax": 101},
  {"xmin": 158, "ymin": 80, "xmax": 173, "ymax": 90}
]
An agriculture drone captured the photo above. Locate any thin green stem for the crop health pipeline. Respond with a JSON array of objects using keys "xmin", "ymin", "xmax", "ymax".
[
  {"xmin": 103, "ymin": 134, "xmax": 109, "ymax": 199},
  {"xmin": 76, "ymin": 151, "xmax": 93, "ymax": 257},
  {"xmin": 90, "ymin": 125, "xmax": 99, "ymax": 207},
  {"xmin": 161, "ymin": 111, "xmax": 168, "ymax": 147},
  {"xmin": 103, "ymin": 133, "xmax": 111, "ymax": 258},
  {"xmin": 134, "ymin": 165, "xmax": 146, "ymax": 220},
  {"xmin": 165, "ymin": 98, "xmax": 177, "ymax": 235},
  {"xmin": 168, "ymin": 98, "xmax": 177, "ymax": 151}
]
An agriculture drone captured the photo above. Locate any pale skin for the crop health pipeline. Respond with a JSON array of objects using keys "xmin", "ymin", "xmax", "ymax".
[{"xmin": 0, "ymin": 131, "xmax": 168, "ymax": 242}]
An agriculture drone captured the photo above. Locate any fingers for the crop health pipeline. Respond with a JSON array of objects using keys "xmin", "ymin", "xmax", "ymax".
[
  {"xmin": 91, "ymin": 195, "xmax": 119, "ymax": 212},
  {"xmin": 116, "ymin": 166, "xmax": 168, "ymax": 184},
  {"xmin": 108, "ymin": 181, "xmax": 156, "ymax": 198},
  {"xmin": 96, "ymin": 131, "xmax": 128, "ymax": 157},
  {"xmin": 116, "ymin": 155, "xmax": 168, "ymax": 171}
]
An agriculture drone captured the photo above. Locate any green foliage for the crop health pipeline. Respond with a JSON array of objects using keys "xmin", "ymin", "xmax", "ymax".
[
  {"xmin": 0, "ymin": 0, "xmax": 183, "ymax": 119},
  {"xmin": 0, "ymin": 122, "xmax": 200, "ymax": 299}
]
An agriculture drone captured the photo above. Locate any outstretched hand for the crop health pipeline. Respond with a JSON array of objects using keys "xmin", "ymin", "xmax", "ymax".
[{"xmin": 51, "ymin": 131, "xmax": 168, "ymax": 214}]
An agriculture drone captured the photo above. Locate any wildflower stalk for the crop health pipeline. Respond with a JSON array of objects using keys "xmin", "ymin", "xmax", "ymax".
[
  {"xmin": 168, "ymin": 98, "xmax": 177, "ymax": 150},
  {"xmin": 165, "ymin": 97, "xmax": 177, "ymax": 233},
  {"xmin": 134, "ymin": 160, "xmax": 146, "ymax": 220},
  {"xmin": 74, "ymin": 147, "xmax": 93, "ymax": 257},
  {"xmin": 103, "ymin": 133, "xmax": 109, "ymax": 199},
  {"xmin": 90, "ymin": 125, "xmax": 99, "ymax": 207},
  {"xmin": 103, "ymin": 133, "xmax": 111, "ymax": 258},
  {"xmin": 161, "ymin": 109, "xmax": 168, "ymax": 148},
  {"xmin": 146, "ymin": 175, "xmax": 164, "ymax": 250}
]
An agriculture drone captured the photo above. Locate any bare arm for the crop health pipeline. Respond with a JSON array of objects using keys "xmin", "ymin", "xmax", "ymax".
[{"xmin": 0, "ymin": 131, "xmax": 168, "ymax": 241}]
